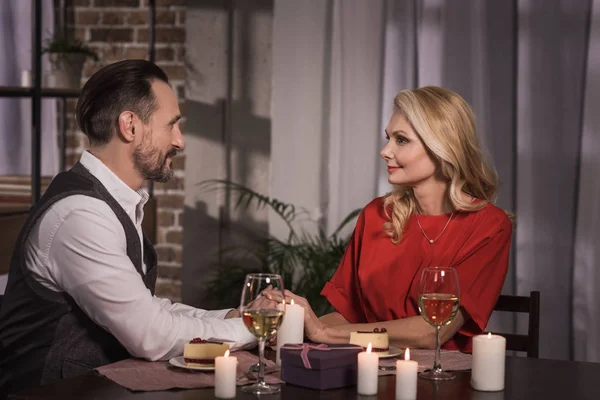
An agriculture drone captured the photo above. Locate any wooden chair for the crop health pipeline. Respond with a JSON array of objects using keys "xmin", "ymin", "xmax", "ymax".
[
  {"xmin": 489, "ymin": 291, "xmax": 540, "ymax": 358},
  {"xmin": 0, "ymin": 208, "xmax": 30, "ymax": 276}
]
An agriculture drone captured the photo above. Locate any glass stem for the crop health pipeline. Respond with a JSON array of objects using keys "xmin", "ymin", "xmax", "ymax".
[
  {"xmin": 257, "ymin": 337, "xmax": 266, "ymax": 386},
  {"xmin": 433, "ymin": 326, "xmax": 442, "ymax": 374}
]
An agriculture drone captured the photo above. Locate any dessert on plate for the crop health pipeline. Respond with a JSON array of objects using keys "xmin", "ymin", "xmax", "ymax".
[
  {"xmin": 349, "ymin": 328, "xmax": 389, "ymax": 355},
  {"xmin": 183, "ymin": 338, "xmax": 230, "ymax": 367}
]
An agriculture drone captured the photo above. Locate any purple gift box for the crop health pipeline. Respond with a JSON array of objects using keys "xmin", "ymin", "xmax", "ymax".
[{"xmin": 280, "ymin": 343, "xmax": 364, "ymax": 390}]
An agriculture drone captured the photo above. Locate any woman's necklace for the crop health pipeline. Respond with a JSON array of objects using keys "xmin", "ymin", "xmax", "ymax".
[{"xmin": 415, "ymin": 211, "xmax": 455, "ymax": 244}]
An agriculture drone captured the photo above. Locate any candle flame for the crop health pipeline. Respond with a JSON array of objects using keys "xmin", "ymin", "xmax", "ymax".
[
  {"xmin": 405, "ymin": 348, "xmax": 410, "ymax": 360},
  {"xmin": 224, "ymin": 350, "xmax": 230, "ymax": 357},
  {"xmin": 367, "ymin": 343, "xmax": 372, "ymax": 353},
  {"xmin": 488, "ymin": 332, "xmax": 492, "ymax": 339},
  {"xmin": 290, "ymin": 298, "xmax": 295, "ymax": 305}
]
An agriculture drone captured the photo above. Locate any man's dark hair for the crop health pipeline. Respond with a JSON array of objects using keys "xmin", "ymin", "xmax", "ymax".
[{"xmin": 76, "ymin": 59, "xmax": 169, "ymax": 145}]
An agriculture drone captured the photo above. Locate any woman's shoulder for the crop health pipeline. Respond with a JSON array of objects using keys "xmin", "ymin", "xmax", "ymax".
[
  {"xmin": 361, "ymin": 196, "xmax": 387, "ymax": 218},
  {"xmin": 363, "ymin": 196, "xmax": 385, "ymax": 211},
  {"xmin": 351, "ymin": 197, "xmax": 388, "ymax": 230},
  {"xmin": 468, "ymin": 202, "xmax": 514, "ymax": 232}
]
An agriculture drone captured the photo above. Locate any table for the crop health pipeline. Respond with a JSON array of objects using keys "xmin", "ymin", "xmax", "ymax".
[{"xmin": 9, "ymin": 356, "xmax": 600, "ymax": 399}]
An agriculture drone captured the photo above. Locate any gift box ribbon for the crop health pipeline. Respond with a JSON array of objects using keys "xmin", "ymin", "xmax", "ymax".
[{"xmin": 281, "ymin": 343, "xmax": 361, "ymax": 369}]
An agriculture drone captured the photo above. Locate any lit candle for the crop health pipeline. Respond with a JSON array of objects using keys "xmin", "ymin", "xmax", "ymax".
[
  {"xmin": 214, "ymin": 350, "xmax": 237, "ymax": 399},
  {"xmin": 276, "ymin": 299, "xmax": 305, "ymax": 366},
  {"xmin": 395, "ymin": 348, "xmax": 418, "ymax": 400},
  {"xmin": 357, "ymin": 343, "xmax": 379, "ymax": 395},
  {"xmin": 471, "ymin": 333, "xmax": 506, "ymax": 391}
]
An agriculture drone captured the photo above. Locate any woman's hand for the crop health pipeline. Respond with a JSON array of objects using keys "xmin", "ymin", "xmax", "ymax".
[
  {"xmin": 284, "ymin": 290, "xmax": 328, "ymax": 342},
  {"xmin": 262, "ymin": 288, "xmax": 328, "ymax": 343}
]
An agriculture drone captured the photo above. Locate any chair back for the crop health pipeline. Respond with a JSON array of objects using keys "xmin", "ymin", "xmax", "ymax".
[
  {"xmin": 0, "ymin": 210, "xmax": 29, "ymax": 275},
  {"xmin": 489, "ymin": 291, "xmax": 540, "ymax": 358}
]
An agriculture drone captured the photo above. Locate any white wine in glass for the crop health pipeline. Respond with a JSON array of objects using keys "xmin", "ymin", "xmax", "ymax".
[
  {"xmin": 242, "ymin": 309, "xmax": 285, "ymax": 339},
  {"xmin": 418, "ymin": 266, "xmax": 460, "ymax": 380},
  {"xmin": 418, "ymin": 293, "xmax": 460, "ymax": 327},
  {"xmin": 240, "ymin": 273, "xmax": 285, "ymax": 395}
]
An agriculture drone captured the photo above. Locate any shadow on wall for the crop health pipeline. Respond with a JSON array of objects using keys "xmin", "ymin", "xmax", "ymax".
[
  {"xmin": 183, "ymin": 0, "xmax": 274, "ymax": 309},
  {"xmin": 181, "ymin": 98, "xmax": 271, "ymax": 310},
  {"xmin": 182, "ymin": 200, "xmax": 269, "ymax": 310}
]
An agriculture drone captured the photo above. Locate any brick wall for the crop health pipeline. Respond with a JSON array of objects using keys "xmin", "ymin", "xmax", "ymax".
[{"xmin": 63, "ymin": 0, "xmax": 186, "ymax": 301}]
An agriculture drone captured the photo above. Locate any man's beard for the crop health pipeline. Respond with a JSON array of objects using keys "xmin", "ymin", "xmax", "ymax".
[{"xmin": 133, "ymin": 139, "xmax": 177, "ymax": 183}]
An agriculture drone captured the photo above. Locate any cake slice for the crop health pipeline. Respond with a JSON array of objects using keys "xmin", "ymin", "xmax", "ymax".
[
  {"xmin": 183, "ymin": 338, "xmax": 230, "ymax": 367},
  {"xmin": 349, "ymin": 328, "xmax": 389, "ymax": 355}
]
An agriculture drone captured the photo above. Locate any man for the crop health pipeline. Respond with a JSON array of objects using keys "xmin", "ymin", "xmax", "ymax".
[{"xmin": 0, "ymin": 60, "xmax": 256, "ymax": 394}]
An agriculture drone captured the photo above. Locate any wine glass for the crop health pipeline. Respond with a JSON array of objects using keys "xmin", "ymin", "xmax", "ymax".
[
  {"xmin": 240, "ymin": 273, "xmax": 286, "ymax": 394},
  {"xmin": 417, "ymin": 266, "xmax": 460, "ymax": 380}
]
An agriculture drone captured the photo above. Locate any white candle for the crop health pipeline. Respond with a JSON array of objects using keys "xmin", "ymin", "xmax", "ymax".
[
  {"xmin": 357, "ymin": 343, "xmax": 379, "ymax": 395},
  {"xmin": 276, "ymin": 299, "xmax": 305, "ymax": 366},
  {"xmin": 215, "ymin": 350, "xmax": 237, "ymax": 399},
  {"xmin": 471, "ymin": 333, "xmax": 506, "ymax": 391},
  {"xmin": 395, "ymin": 348, "xmax": 418, "ymax": 400}
]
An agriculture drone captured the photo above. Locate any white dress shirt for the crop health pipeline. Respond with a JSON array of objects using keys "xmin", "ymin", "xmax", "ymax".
[{"xmin": 25, "ymin": 151, "xmax": 256, "ymax": 361}]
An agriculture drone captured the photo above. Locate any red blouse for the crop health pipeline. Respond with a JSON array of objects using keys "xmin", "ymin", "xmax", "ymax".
[{"xmin": 321, "ymin": 197, "xmax": 512, "ymax": 352}]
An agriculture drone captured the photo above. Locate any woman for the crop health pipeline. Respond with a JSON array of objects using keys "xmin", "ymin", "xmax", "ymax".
[{"xmin": 269, "ymin": 86, "xmax": 512, "ymax": 352}]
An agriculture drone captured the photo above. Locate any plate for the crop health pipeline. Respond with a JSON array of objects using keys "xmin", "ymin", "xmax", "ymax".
[
  {"xmin": 169, "ymin": 356, "xmax": 215, "ymax": 371},
  {"xmin": 377, "ymin": 346, "xmax": 404, "ymax": 359}
]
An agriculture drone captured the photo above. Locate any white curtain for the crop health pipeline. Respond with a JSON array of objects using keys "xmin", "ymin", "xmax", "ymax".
[
  {"xmin": 270, "ymin": 0, "xmax": 332, "ymax": 239},
  {"xmin": 270, "ymin": 0, "xmax": 385, "ymax": 238},
  {"xmin": 271, "ymin": 0, "xmax": 599, "ymax": 361},
  {"xmin": 0, "ymin": 0, "xmax": 58, "ymax": 176},
  {"xmin": 515, "ymin": 0, "xmax": 590, "ymax": 361},
  {"xmin": 574, "ymin": 0, "xmax": 600, "ymax": 363},
  {"xmin": 326, "ymin": 0, "xmax": 385, "ymax": 235}
]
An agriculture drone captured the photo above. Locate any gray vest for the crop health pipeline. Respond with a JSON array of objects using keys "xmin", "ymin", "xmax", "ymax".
[{"xmin": 0, "ymin": 163, "xmax": 157, "ymax": 395}]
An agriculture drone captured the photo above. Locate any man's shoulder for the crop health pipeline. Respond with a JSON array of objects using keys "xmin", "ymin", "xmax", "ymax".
[
  {"xmin": 43, "ymin": 167, "xmax": 96, "ymax": 198},
  {"xmin": 45, "ymin": 194, "xmax": 113, "ymax": 224},
  {"xmin": 32, "ymin": 194, "xmax": 120, "ymax": 246},
  {"xmin": 25, "ymin": 194, "xmax": 123, "ymax": 290}
]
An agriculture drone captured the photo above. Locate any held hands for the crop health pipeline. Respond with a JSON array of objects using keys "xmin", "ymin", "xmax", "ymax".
[
  {"xmin": 248, "ymin": 293, "xmax": 279, "ymax": 310},
  {"xmin": 241, "ymin": 284, "xmax": 280, "ymax": 311},
  {"xmin": 229, "ymin": 285, "xmax": 280, "ymax": 319},
  {"xmin": 261, "ymin": 288, "xmax": 327, "ymax": 343}
]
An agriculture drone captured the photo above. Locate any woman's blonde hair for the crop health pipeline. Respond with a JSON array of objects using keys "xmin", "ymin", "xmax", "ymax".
[{"xmin": 383, "ymin": 86, "xmax": 498, "ymax": 243}]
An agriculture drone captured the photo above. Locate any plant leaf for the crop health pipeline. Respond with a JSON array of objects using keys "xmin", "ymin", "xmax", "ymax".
[
  {"xmin": 201, "ymin": 181, "xmax": 360, "ymax": 316},
  {"xmin": 198, "ymin": 179, "xmax": 299, "ymax": 238}
]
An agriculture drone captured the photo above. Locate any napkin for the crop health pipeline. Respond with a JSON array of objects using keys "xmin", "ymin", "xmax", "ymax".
[
  {"xmin": 95, "ymin": 351, "xmax": 282, "ymax": 392},
  {"xmin": 378, "ymin": 349, "xmax": 472, "ymax": 376}
]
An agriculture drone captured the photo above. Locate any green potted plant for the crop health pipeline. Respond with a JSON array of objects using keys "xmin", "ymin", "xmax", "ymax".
[
  {"xmin": 42, "ymin": 35, "xmax": 99, "ymax": 89},
  {"xmin": 200, "ymin": 180, "xmax": 362, "ymax": 316}
]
